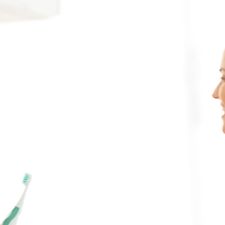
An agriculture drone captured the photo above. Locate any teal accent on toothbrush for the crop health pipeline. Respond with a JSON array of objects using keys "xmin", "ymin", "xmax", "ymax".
[
  {"xmin": 2, "ymin": 207, "xmax": 20, "ymax": 225},
  {"xmin": 2, "ymin": 174, "xmax": 32, "ymax": 225}
]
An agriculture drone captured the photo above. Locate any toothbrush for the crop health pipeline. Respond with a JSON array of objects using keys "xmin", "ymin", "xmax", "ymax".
[{"xmin": 2, "ymin": 174, "xmax": 32, "ymax": 225}]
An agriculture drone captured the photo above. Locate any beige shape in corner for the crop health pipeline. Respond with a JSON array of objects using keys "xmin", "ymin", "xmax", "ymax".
[
  {"xmin": 220, "ymin": 49, "xmax": 225, "ymax": 72},
  {"xmin": 212, "ymin": 49, "xmax": 225, "ymax": 133}
]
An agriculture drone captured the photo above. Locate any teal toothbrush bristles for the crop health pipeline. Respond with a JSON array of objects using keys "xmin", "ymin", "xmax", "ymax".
[{"xmin": 23, "ymin": 174, "xmax": 31, "ymax": 186}]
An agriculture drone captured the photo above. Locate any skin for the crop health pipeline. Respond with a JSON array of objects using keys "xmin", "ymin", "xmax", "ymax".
[{"xmin": 212, "ymin": 68, "xmax": 225, "ymax": 133}]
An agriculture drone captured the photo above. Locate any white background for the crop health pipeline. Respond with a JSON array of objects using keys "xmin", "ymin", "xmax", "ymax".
[
  {"xmin": 0, "ymin": 0, "xmax": 58, "ymax": 20},
  {"xmin": 0, "ymin": 0, "xmax": 212, "ymax": 224}
]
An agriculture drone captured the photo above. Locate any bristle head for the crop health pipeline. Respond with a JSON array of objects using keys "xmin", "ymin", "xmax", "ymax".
[{"xmin": 23, "ymin": 173, "xmax": 32, "ymax": 185}]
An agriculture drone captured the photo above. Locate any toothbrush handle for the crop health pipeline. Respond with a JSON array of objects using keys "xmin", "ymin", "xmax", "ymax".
[{"xmin": 2, "ymin": 207, "xmax": 20, "ymax": 225}]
